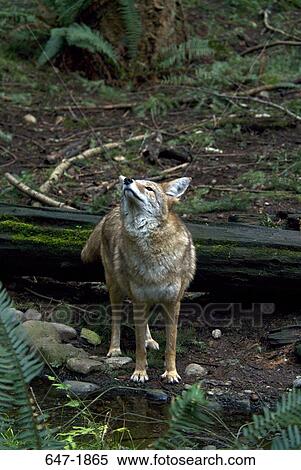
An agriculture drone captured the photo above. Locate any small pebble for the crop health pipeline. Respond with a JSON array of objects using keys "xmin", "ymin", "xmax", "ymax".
[
  {"xmin": 212, "ymin": 329, "xmax": 222, "ymax": 339},
  {"xmin": 24, "ymin": 114, "xmax": 37, "ymax": 125},
  {"xmin": 24, "ymin": 308, "xmax": 42, "ymax": 321}
]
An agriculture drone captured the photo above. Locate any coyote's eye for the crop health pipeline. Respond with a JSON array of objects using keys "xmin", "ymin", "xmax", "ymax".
[{"xmin": 145, "ymin": 186, "xmax": 155, "ymax": 192}]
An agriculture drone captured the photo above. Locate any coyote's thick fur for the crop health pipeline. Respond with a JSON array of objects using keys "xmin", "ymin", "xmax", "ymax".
[{"xmin": 81, "ymin": 176, "xmax": 196, "ymax": 383}]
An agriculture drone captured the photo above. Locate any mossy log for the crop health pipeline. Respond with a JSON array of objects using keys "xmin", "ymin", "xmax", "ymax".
[{"xmin": 1, "ymin": 203, "xmax": 301, "ymax": 299}]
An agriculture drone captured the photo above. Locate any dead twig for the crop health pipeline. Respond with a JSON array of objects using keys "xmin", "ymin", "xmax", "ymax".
[
  {"xmin": 39, "ymin": 134, "xmax": 146, "ymax": 195},
  {"xmin": 217, "ymin": 93, "xmax": 301, "ymax": 121},
  {"xmin": 239, "ymin": 82, "xmax": 301, "ymax": 96},
  {"xmin": 263, "ymin": 8, "xmax": 301, "ymax": 42},
  {"xmin": 149, "ymin": 162, "xmax": 190, "ymax": 181},
  {"xmin": 4, "ymin": 172, "xmax": 77, "ymax": 210},
  {"xmin": 241, "ymin": 39, "xmax": 301, "ymax": 56}
]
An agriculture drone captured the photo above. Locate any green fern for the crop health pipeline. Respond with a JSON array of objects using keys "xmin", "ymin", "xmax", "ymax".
[
  {"xmin": 66, "ymin": 23, "xmax": 118, "ymax": 66},
  {"xmin": 155, "ymin": 385, "xmax": 233, "ymax": 450},
  {"xmin": 243, "ymin": 388, "xmax": 301, "ymax": 447},
  {"xmin": 39, "ymin": 23, "xmax": 118, "ymax": 66},
  {"xmin": 155, "ymin": 384, "xmax": 301, "ymax": 450},
  {"xmin": 38, "ymin": 27, "xmax": 66, "ymax": 65},
  {"xmin": 272, "ymin": 425, "xmax": 301, "ymax": 450},
  {"xmin": 0, "ymin": 281, "xmax": 62, "ymax": 449},
  {"xmin": 159, "ymin": 38, "xmax": 213, "ymax": 70},
  {"xmin": 119, "ymin": 0, "xmax": 142, "ymax": 59}
]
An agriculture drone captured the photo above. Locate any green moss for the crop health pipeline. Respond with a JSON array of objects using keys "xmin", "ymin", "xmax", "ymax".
[
  {"xmin": 195, "ymin": 241, "xmax": 301, "ymax": 262},
  {"xmin": 0, "ymin": 219, "xmax": 91, "ymax": 251}
]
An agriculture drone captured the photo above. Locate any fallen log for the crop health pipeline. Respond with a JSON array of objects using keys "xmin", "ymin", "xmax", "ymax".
[{"xmin": 1, "ymin": 203, "xmax": 301, "ymax": 299}]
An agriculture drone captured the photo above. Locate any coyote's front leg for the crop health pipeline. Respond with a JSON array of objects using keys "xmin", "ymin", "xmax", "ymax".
[
  {"xmin": 107, "ymin": 287, "xmax": 123, "ymax": 357},
  {"xmin": 161, "ymin": 301, "xmax": 181, "ymax": 384},
  {"xmin": 131, "ymin": 303, "xmax": 149, "ymax": 383}
]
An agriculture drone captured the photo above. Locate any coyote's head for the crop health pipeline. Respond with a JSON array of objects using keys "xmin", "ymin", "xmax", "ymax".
[{"xmin": 119, "ymin": 175, "xmax": 191, "ymax": 232}]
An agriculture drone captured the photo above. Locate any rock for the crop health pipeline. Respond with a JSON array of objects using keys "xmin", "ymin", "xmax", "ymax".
[
  {"xmin": 212, "ymin": 329, "xmax": 222, "ymax": 339},
  {"xmin": 66, "ymin": 357, "xmax": 105, "ymax": 375},
  {"xmin": 23, "ymin": 320, "xmax": 87, "ymax": 367},
  {"xmin": 63, "ymin": 380, "xmax": 101, "ymax": 396},
  {"xmin": 24, "ymin": 114, "xmax": 37, "ymax": 125},
  {"xmin": 105, "ymin": 356, "xmax": 133, "ymax": 370},
  {"xmin": 8, "ymin": 307, "xmax": 25, "ymax": 323},
  {"xmin": 145, "ymin": 389, "xmax": 169, "ymax": 403},
  {"xmin": 51, "ymin": 322, "xmax": 77, "ymax": 342},
  {"xmin": 24, "ymin": 308, "xmax": 42, "ymax": 321},
  {"xmin": 35, "ymin": 340, "xmax": 87, "ymax": 367},
  {"xmin": 293, "ymin": 377, "xmax": 301, "ymax": 388},
  {"xmin": 185, "ymin": 363, "xmax": 207, "ymax": 379},
  {"xmin": 23, "ymin": 320, "xmax": 60, "ymax": 342},
  {"xmin": 202, "ymin": 445, "xmax": 217, "ymax": 450},
  {"xmin": 80, "ymin": 328, "xmax": 101, "ymax": 346}
]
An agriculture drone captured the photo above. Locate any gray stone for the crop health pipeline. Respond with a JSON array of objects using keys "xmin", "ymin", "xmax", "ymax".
[
  {"xmin": 105, "ymin": 356, "xmax": 133, "ymax": 369},
  {"xmin": 63, "ymin": 380, "xmax": 101, "ymax": 396},
  {"xmin": 66, "ymin": 357, "xmax": 105, "ymax": 375},
  {"xmin": 8, "ymin": 307, "xmax": 25, "ymax": 323},
  {"xmin": 185, "ymin": 363, "xmax": 207, "ymax": 379},
  {"xmin": 23, "ymin": 320, "xmax": 87, "ymax": 367},
  {"xmin": 51, "ymin": 322, "xmax": 77, "ymax": 342},
  {"xmin": 145, "ymin": 389, "xmax": 169, "ymax": 403},
  {"xmin": 202, "ymin": 445, "xmax": 217, "ymax": 450},
  {"xmin": 80, "ymin": 328, "xmax": 101, "ymax": 346},
  {"xmin": 293, "ymin": 377, "xmax": 301, "ymax": 388},
  {"xmin": 23, "ymin": 320, "xmax": 60, "ymax": 342},
  {"xmin": 24, "ymin": 308, "xmax": 42, "ymax": 321}
]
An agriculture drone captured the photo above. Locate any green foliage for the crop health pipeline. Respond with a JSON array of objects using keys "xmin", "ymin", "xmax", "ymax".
[
  {"xmin": 178, "ymin": 188, "xmax": 253, "ymax": 214},
  {"xmin": 39, "ymin": 23, "xmax": 118, "ymax": 66},
  {"xmin": 238, "ymin": 170, "xmax": 266, "ymax": 189},
  {"xmin": 155, "ymin": 385, "xmax": 232, "ymax": 450},
  {"xmin": 118, "ymin": 0, "xmax": 142, "ymax": 59},
  {"xmin": 243, "ymin": 388, "xmax": 301, "ymax": 449},
  {"xmin": 155, "ymin": 385, "xmax": 301, "ymax": 450},
  {"xmin": 0, "ymin": 282, "xmax": 62, "ymax": 449},
  {"xmin": 135, "ymin": 93, "xmax": 177, "ymax": 118},
  {"xmin": 159, "ymin": 37, "xmax": 213, "ymax": 70}
]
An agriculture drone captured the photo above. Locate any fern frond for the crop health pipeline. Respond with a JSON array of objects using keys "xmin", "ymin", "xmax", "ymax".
[
  {"xmin": 65, "ymin": 23, "xmax": 118, "ymax": 66},
  {"xmin": 38, "ymin": 27, "xmax": 66, "ymax": 65},
  {"xmin": 0, "ymin": 282, "xmax": 62, "ymax": 449},
  {"xmin": 272, "ymin": 425, "xmax": 301, "ymax": 450},
  {"xmin": 243, "ymin": 389, "xmax": 301, "ymax": 446},
  {"xmin": 119, "ymin": 0, "xmax": 142, "ymax": 59},
  {"xmin": 159, "ymin": 38, "xmax": 213, "ymax": 70},
  {"xmin": 155, "ymin": 385, "xmax": 228, "ymax": 450}
]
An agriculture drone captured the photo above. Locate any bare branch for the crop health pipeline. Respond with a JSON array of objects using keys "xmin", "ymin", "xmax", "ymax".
[{"xmin": 5, "ymin": 172, "xmax": 77, "ymax": 210}]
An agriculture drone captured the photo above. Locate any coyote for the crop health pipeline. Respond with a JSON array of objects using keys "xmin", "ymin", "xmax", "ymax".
[{"xmin": 81, "ymin": 176, "xmax": 196, "ymax": 383}]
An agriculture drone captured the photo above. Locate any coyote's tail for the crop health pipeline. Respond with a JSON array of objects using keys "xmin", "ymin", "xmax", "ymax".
[{"xmin": 81, "ymin": 223, "xmax": 102, "ymax": 263}]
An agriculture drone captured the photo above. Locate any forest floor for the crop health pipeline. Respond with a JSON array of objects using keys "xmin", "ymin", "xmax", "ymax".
[{"xmin": 1, "ymin": 0, "xmax": 301, "ymax": 445}]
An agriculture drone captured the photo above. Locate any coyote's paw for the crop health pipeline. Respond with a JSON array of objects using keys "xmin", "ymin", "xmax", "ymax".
[
  {"xmin": 130, "ymin": 370, "xmax": 149, "ymax": 383},
  {"xmin": 161, "ymin": 370, "xmax": 181, "ymax": 384},
  {"xmin": 107, "ymin": 348, "xmax": 122, "ymax": 357},
  {"xmin": 145, "ymin": 339, "xmax": 159, "ymax": 350}
]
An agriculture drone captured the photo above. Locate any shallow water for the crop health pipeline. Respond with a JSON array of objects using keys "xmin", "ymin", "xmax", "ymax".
[{"xmin": 33, "ymin": 378, "xmax": 169, "ymax": 449}]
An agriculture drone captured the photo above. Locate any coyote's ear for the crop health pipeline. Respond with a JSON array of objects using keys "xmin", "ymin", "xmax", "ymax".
[
  {"xmin": 119, "ymin": 175, "xmax": 125, "ymax": 187},
  {"xmin": 163, "ymin": 177, "xmax": 191, "ymax": 198}
]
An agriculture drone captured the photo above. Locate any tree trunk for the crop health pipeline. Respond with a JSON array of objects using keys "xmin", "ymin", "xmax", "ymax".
[
  {"xmin": 1, "ymin": 203, "xmax": 301, "ymax": 300},
  {"xmin": 65, "ymin": 0, "xmax": 182, "ymax": 78}
]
